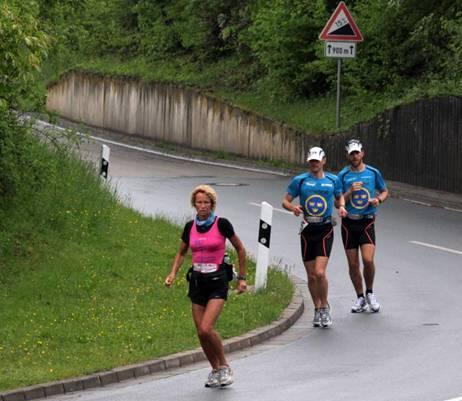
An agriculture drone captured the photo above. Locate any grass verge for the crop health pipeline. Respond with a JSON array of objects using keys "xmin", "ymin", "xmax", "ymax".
[{"xmin": 0, "ymin": 129, "xmax": 293, "ymax": 392}]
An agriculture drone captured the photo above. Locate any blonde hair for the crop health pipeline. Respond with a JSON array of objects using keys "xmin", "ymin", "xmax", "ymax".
[{"xmin": 190, "ymin": 185, "xmax": 217, "ymax": 210}]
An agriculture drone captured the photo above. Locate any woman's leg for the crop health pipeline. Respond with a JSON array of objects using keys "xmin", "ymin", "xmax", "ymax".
[{"xmin": 191, "ymin": 299, "xmax": 227, "ymax": 369}]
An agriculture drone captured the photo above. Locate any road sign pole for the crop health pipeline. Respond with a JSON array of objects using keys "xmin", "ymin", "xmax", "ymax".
[
  {"xmin": 336, "ymin": 58, "xmax": 342, "ymax": 129},
  {"xmin": 319, "ymin": 1, "xmax": 363, "ymax": 130}
]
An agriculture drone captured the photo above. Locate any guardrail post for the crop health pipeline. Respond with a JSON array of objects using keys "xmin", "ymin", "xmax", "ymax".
[
  {"xmin": 255, "ymin": 201, "xmax": 273, "ymax": 291},
  {"xmin": 100, "ymin": 144, "xmax": 110, "ymax": 179}
]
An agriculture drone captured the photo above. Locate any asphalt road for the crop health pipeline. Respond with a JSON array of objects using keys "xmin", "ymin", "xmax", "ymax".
[{"xmin": 57, "ymin": 136, "xmax": 462, "ymax": 401}]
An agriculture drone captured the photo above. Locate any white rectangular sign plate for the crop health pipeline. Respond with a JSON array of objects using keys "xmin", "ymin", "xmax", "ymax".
[{"xmin": 325, "ymin": 41, "xmax": 356, "ymax": 58}]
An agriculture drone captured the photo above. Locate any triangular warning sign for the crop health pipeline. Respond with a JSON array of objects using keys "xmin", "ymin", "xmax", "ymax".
[{"xmin": 319, "ymin": 2, "xmax": 363, "ymax": 42}]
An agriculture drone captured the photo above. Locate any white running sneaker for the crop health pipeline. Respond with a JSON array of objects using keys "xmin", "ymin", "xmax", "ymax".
[
  {"xmin": 351, "ymin": 296, "xmax": 367, "ymax": 313},
  {"xmin": 204, "ymin": 369, "xmax": 220, "ymax": 388},
  {"xmin": 366, "ymin": 292, "xmax": 381, "ymax": 312},
  {"xmin": 313, "ymin": 309, "xmax": 321, "ymax": 327},
  {"xmin": 218, "ymin": 366, "xmax": 234, "ymax": 387},
  {"xmin": 320, "ymin": 307, "xmax": 332, "ymax": 328}
]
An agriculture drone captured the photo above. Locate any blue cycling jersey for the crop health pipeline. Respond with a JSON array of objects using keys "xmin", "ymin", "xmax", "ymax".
[
  {"xmin": 337, "ymin": 165, "xmax": 387, "ymax": 215},
  {"xmin": 287, "ymin": 172, "xmax": 343, "ymax": 218}
]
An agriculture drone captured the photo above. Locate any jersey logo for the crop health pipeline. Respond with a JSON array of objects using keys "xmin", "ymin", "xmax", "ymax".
[
  {"xmin": 305, "ymin": 195, "xmax": 328, "ymax": 216},
  {"xmin": 350, "ymin": 188, "xmax": 370, "ymax": 209}
]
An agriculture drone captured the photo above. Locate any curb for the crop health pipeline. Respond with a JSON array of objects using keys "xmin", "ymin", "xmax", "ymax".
[
  {"xmin": 387, "ymin": 181, "xmax": 462, "ymax": 211},
  {"xmin": 0, "ymin": 276, "xmax": 305, "ymax": 401}
]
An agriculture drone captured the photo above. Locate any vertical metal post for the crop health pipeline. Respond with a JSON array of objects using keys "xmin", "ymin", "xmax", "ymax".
[{"xmin": 336, "ymin": 58, "xmax": 342, "ymax": 129}]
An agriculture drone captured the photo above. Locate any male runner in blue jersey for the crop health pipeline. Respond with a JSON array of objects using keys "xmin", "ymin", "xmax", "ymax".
[
  {"xmin": 283, "ymin": 147, "xmax": 347, "ymax": 328},
  {"xmin": 338, "ymin": 139, "xmax": 389, "ymax": 313}
]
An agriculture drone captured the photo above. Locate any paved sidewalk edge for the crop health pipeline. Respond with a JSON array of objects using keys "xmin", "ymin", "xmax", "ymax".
[{"xmin": 0, "ymin": 276, "xmax": 305, "ymax": 401}]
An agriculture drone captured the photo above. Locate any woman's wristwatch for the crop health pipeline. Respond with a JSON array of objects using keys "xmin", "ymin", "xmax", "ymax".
[{"xmin": 237, "ymin": 275, "xmax": 247, "ymax": 281}]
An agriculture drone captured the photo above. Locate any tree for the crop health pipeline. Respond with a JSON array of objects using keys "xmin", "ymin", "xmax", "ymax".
[
  {"xmin": 0, "ymin": 0, "xmax": 50, "ymax": 200},
  {"xmin": 246, "ymin": 0, "xmax": 329, "ymax": 99},
  {"xmin": 0, "ymin": 0, "xmax": 49, "ymax": 107}
]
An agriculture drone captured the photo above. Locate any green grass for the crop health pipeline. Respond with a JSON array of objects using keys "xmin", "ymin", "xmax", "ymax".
[{"xmin": 0, "ymin": 132, "xmax": 293, "ymax": 392}]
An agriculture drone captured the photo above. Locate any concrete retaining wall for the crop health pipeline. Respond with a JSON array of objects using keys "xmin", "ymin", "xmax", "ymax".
[
  {"xmin": 46, "ymin": 71, "xmax": 462, "ymax": 193},
  {"xmin": 46, "ymin": 71, "xmax": 318, "ymax": 165}
]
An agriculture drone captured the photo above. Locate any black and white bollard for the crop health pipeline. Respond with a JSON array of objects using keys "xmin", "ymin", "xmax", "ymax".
[
  {"xmin": 100, "ymin": 144, "xmax": 110, "ymax": 179},
  {"xmin": 255, "ymin": 201, "xmax": 273, "ymax": 291}
]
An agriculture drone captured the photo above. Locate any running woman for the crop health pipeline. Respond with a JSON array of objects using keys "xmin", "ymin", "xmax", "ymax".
[
  {"xmin": 338, "ymin": 139, "xmax": 389, "ymax": 313},
  {"xmin": 282, "ymin": 147, "xmax": 347, "ymax": 328},
  {"xmin": 165, "ymin": 185, "xmax": 247, "ymax": 388}
]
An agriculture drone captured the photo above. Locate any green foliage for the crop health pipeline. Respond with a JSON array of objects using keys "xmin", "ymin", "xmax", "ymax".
[
  {"xmin": 133, "ymin": 0, "xmax": 252, "ymax": 62},
  {"xmin": 0, "ymin": 0, "xmax": 49, "ymax": 107},
  {"xmin": 3, "ymin": 0, "xmax": 462, "ymax": 132},
  {"xmin": 246, "ymin": 0, "xmax": 329, "ymax": 99},
  {"xmin": 0, "ymin": 109, "xmax": 28, "ymax": 200},
  {"xmin": 344, "ymin": 0, "xmax": 462, "ymax": 96},
  {"xmin": 34, "ymin": 0, "xmax": 462, "ymax": 105}
]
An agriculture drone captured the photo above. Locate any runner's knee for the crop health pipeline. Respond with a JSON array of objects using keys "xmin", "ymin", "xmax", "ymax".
[
  {"xmin": 198, "ymin": 324, "xmax": 214, "ymax": 339},
  {"xmin": 308, "ymin": 270, "xmax": 325, "ymax": 282},
  {"xmin": 362, "ymin": 258, "xmax": 374, "ymax": 269}
]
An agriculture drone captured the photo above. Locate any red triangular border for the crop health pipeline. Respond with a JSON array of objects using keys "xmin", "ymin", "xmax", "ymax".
[{"xmin": 319, "ymin": 1, "xmax": 363, "ymax": 42}]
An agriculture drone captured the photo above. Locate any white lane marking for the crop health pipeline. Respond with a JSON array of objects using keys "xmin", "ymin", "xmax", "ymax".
[
  {"xmin": 444, "ymin": 207, "xmax": 462, "ymax": 213},
  {"xmin": 409, "ymin": 241, "xmax": 462, "ymax": 256},
  {"xmin": 31, "ymin": 118, "xmax": 290, "ymax": 177},
  {"xmin": 248, "ymin": 202, "xmax": 292, "ymax": 215},
  {"xmin": 402, "ymin": 198, "xmax": 432, "ymax": 207},
  {"xmin": 442, "ymin": 397, "xmax": 462, "ymax": 401}
]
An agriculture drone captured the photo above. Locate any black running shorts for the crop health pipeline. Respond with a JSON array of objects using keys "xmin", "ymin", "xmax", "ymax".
[
  {"xmin": 341, "ymin": 217, "xmax": 376, "ymax": 249},
  {"xmin": 300, "ymin": 223, "xmax": 334, "ymax": 262},
  {"xmin": 188, "ymin": 269, "xmax": 228, "ymax": 306}
]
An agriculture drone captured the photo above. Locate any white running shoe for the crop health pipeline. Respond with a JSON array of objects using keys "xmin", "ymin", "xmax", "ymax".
[
  {"xmin": 366, "ymin": 292, "xmax": 381, "ymax": 312},
  {"xmin": 218, "ymin": 366, "xmax": 234, "ymax": 387},
  {"xmin": 351, "ymin": 296, "xmax": 367, "ymax": 313},
  {"xmin": 204, "ymin": 369, "xmax": 220, "ymax": 388},
  {"xmin": 313, "ymin": 309, "xmax": 321, "ymax": 327},
  {"xmin": 320, "ymin": 307, "xmax": 332, "ymax": 328}
]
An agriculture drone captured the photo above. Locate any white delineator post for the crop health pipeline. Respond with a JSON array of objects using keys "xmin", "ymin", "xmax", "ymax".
[
  {"xmin": 255, "ymin": 201, "xmax": 273, "ymax": 291},
  {"xmin": 100, "ymin": 144, "xmax": 110, "ymax": 179}
]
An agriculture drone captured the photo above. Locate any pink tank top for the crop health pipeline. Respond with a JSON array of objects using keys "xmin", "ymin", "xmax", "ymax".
[{"xmin": 190, "ymin": 217, "xmax": 225, "ymax": 268}]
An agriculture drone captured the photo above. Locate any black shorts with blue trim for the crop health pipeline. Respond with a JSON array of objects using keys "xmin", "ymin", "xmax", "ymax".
[
  {"xmin": 300, "ymin": 222, "xmax": 334, "ymax": 261},
  {"xmin": 341, "ymin": 216, "xmax": 376, "ymax": 249}
]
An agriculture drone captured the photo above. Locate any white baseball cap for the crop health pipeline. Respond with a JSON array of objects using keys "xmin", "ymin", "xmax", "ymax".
[
  {"xmin": 345, "ymin": 139, "xmax": 363, "ymax": 154},
  {"xmin": 306, "ymin": 146, "xmax": 326, "ymax": 162}
]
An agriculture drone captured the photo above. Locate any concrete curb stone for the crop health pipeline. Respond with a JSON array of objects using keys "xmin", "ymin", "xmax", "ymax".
[
  {"xmin": 0, "ymin": 275, "xmax": 304, "ymax": 401},
  {"xmin": 387, "ymin": 180, "xmax": 462, "ymax": 210}
]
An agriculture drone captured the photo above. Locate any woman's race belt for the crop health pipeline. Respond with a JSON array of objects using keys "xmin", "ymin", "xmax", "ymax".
[{"xmin": 192, "ymin": 263, "xmax": 219, "ymax": 273}]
